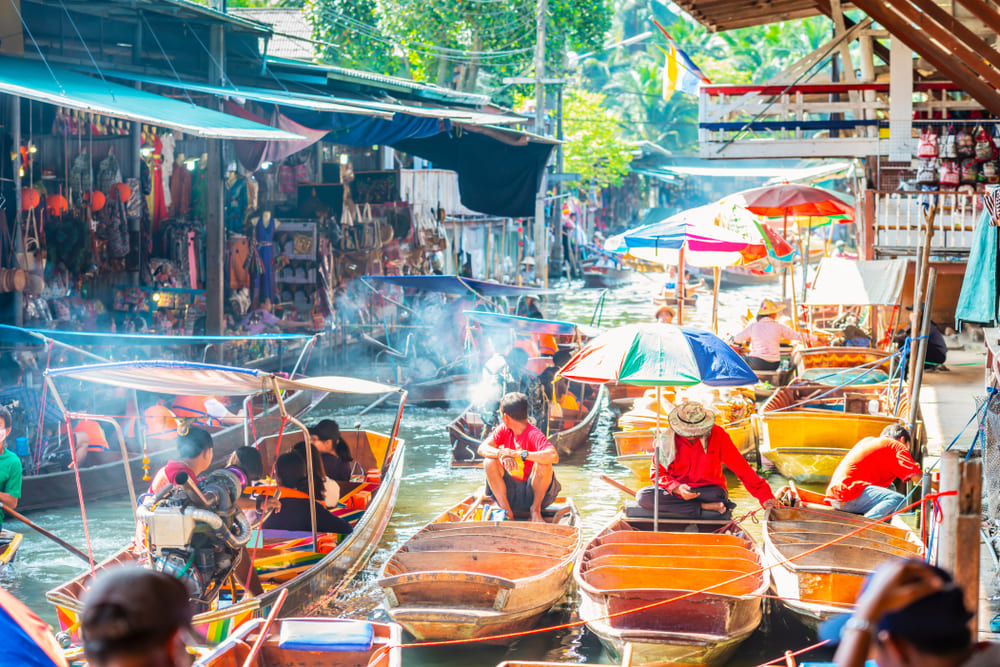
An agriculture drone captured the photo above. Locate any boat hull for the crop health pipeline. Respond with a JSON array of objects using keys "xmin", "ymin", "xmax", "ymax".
[
  {"xmin": 405, "ymin": 374, "xmax": 472, "ymax": 407},
  {"xmin": 0, "ymin": 529, "xmax": 22, "ymax": 566},
  {"xmin": 583, "ymin": 267, "xmax": 631, "ymax": 289},
  {"xmin": 18, "ymin": 388, "xmax": 314, "ymax": 513},
  {"xmin": 378, "ymin": 496, "xmax": 581, "ymax": 643}
]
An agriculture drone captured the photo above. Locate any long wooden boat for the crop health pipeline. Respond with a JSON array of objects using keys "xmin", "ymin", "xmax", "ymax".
[
  {"xmin": 450, "ymin": 384, "xmax": 607, "ymax": 464},
  {"xmin": 583, "ymin": 266, "xmax": 632, "ymax": 289},
  {"xmin": 574, "ymin": 516, "xmax": 768, "ymax": 666},
  {"xmin": 377, "ymin": 494, "xmax": 581, "ymax": 643},
  {"xmin": 405, "ymin": 373, "xmax": 472, "ymax": 408},
  {"xmin": 763, "ymin": 504, "xmax": 924, "ymax": 628},
  {"xmin": 652, "ymin": 294, "xmax": 699, "ymax": 308},
  {"xmin": 758, "ymin": 383, "xmax": 913, "ymax": 484},
  {"xmin": 607, "ymin": 382, "xmax": 646, "ymax": 413},
  {"xmin": 195, "ymin": 617, "xmax": 402, "ymax": 667},
  {"xmin": 0, "ymin": 529, "xmax": 22, "ymax": 567},
  {"xmin": 18, "ymin": 388, "xmax": 316, "ymax": 513},
  {"xmin": 792, "ymin": 346, "xmax": 892, "ymax": 386},
  {"xmin": 47, "ymin": 425, "xmax": 405, "ymax": 645},
  {"xmin": 614, "ymin": 421, "xmax": 756, "ymax": 481},
  {"xmin": 699, "ymin": 266, "xmax": 779, "ymax": 288}
]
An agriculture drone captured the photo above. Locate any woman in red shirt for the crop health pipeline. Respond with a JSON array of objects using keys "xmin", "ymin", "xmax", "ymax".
[{"xmin": 639, "ymin": 401, "xmax": 777, "ymax": 519}]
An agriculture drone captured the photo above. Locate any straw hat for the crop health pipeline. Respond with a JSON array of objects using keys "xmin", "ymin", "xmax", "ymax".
[
  {"xmin": 757, "ymin": 299, "xmax": 785, "ymax": 317},
  {"xmin": 654, "ymin": 305, "xmax": 675, "ymax": 322},
  {"xmin": 668, "ymin": 401, "xmax": 716, "ymax": 438}
]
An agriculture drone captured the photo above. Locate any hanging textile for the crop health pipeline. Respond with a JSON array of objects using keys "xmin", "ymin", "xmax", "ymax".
[{"xmin": 957, "ymin": 210, "xmax": 998, "ymax": 325}]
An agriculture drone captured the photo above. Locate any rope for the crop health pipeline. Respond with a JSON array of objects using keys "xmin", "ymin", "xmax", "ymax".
[
  {"xmin": 754, "ymin": 639, "xmax": 831, "ymax": 667},
  {"xmin": 64, "ymin": 417, "xmax": 95, "ymax": 573},
  {"xmin": 6, "ymin": 0, "xmax": 63, "ymax": 94},
  {"xmin": 32, "ymin": 340, "xmax": 54, "ymax": 473},
  {"xmin": 57, "ymin": 0, "xmax": 115, "ymax": 101},
  {"xmin": 390, "ymin": 492, "xmax": 953, "ymax": 650},
  {"xmin": 139, "ymin": 14, "xmax": 197, "ymax": 107}
]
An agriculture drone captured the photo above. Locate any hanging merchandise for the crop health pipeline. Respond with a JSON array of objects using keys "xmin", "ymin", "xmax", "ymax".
[
  {"xmin": 97, "ymin": 182, "xmax": 130, "ymax": 260},
  {"xmin": 961, "ymin": 158, "xmax": 980, "ymax": 184},
  {"xmin": 149, "ymin": 135, "xmax": 168, "ymax": 232},
  {"xmin": 916, "ymin": 127, "xmax": 938, "ymax": 158},
  {"xmin": 940, "ymin": 126, "xmax": 958, "ymax": 159},
  {"xmin": 278, "ymin": 162, "xmax": 296, "ymax": 195},
  {"xmin": 225, "ymin": 169, "xmax": 248, "ymax": 234},
  {"xmin": 984, "ymin": 160, "xmax": 1000, "ymax": 184},
  {"xmin": 20, "ymin": 187, "xmax": 40, "ymax": 211},
  {"xmin": 45, "ymin": 193, "xmax": 68, "ymax": 217},
  {"xmin": 169, "ymin": 154, "xmax": 192, "ymax": 218},
  {"xmin": 68, "ymin": 150, "xmax": 93, "ymax": 206},
  {"xmin": 975, "ymin": 125, "xmax": 997, "ymax": 162},
  {"xmin": 957, "ymin": 127, "xmax": 976, "ymax": 158},
  {"xmin": 939, "ymin": 159, "xmax": 960, "ymax": 187},
  {"xmin": 160, "ymin": 133, "xmax": 175, "ymax": 211},
  {"xmin": 190, "ymin": 158, "xmax": 207, "ymax": 221},
  {"xmin": 97, "ymin": 148, "xmax": 122, "ymax": 194},
  {"xmin": 916, "ymin": 158, "xmax": 938, "ymax": 186},
  {"xmin": 85, "ymin": 190, "xmax": 106, "ymax": 212},
  {"xmin": 250, "ymin": 210, "xmax": 277, "ymax": 303},
  {"xmin": 16, "ymin": 205, "xmax": 43, "ymax": 273}
]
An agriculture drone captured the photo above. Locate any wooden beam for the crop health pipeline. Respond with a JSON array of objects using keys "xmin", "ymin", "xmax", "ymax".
[
  {"xmin": 954, "ymin": 0, "xmax": 1000, "ymax": 39},
  {"xmin": 815, "ymin": 0, "xmax": 894, "ymax": 66},
  {"xmin": 954, "ymin": 458, "xmax": 982, "ymax": 635},
  {"xmin": 905, "ymin": 0, "xmax": 1000, "ymax": 76},
  {"xmin": 886, "ymin": 0, "xmax": 1000, "ymax": 91},
  {"xmin": 851, "ymin": 0, "xmax": 1000, "ymax": 116}
]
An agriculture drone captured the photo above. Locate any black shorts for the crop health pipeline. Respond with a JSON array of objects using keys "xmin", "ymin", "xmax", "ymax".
[
  {"xmin": 748, "ymin": 357, "xmax": 780, "ymax": 371},
  {"xmin": 487, "ymin": 472, "xmax": 561, "ymax": 513}
]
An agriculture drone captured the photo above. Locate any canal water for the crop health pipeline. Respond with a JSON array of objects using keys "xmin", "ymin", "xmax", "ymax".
[{"xmin": 2, "ymin": 270, "xmax": 836, "ymax": 665}]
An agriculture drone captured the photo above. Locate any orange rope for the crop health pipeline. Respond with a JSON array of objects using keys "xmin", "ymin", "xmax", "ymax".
[
  {"xmin": 64, "ymin": 416, "xmax": 96, "ymax": 573},
  {"xmin": 755, "ymin": 639, "xmax": 831, "ymax": 667},
  {"xmin": 392, "ymin": 492, "xmax": 953, "ymax": 649}
]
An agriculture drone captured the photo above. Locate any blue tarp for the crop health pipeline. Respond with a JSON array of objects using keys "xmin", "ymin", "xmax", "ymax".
[
  {"xmin": 281, "ymin": 108, "xmax": 444, "ymax": 146},
  {"xmin": 362, "ymin": 275, "xmax": 556, "ymax": 297},
  {"xmin": 956, "ymin": 211, "xmax": 998, "ymax": 326},
  {"xmin": 0, "ymin": 325, "xmax": 311, "ymax": 347},
  {"xmin": 0, "ymin": 386, "xmax": 65, "ymax": 424}
]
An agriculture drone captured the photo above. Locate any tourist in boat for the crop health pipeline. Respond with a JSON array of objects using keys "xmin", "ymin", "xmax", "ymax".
[
  {"xmin": 660, "ymin": 266, "xmax": 702, "ymax": 300},
  {"xmin": 263, "ymin": 451, "xmax": 354, "ymax": 534},
  {"xmin": 79, "ymin": 566, "xmax": 198, "ymax": 667},
  {"xmin": 639, "ymin": 401, "xmax": 778, "ymax": 519},
  {"xmin": 65, "ymin": 418, "xmax": 113, "ymax": 469},
  {"xmin": 171, "ymin": 394, "xmax": 243, "ymax": 428},
  {"xmin": 831, "ymin": 240, "xmax": 858, "ymax": 260},
  {"xmin": 0, "ymin": 407, "xmax": 22, "ymax": 524},
  {"xmin": 227, "ymin": 446, "xmax": 281, "ymax": 525},
  {"xmin": 149, "ymin": 427, "xmax": 214, "ymax": 494},
  {"xmin": 293, "ymin": 440, "xmax": 344, "ymax": 509},
  {"xmin": 823, "ymin": 558, "xmax": 1000, "ymax": 667},
  {"xmin": 478, "ymin": 392, "xmax": 561, "ymax": 523},
  {"xmin": 142, "ymin": 394, "xmax": 180, "ymax": 444},
  {"xmin": 824, "ymin": 424, "xmax": 922, "ymax": 519},
  {"xmin": 731, "ymin": 299, "xmax": 811, "ymax": 371},
  {"xmin": 309, "ymin": 419, "xmax": 355, "ymax": 481},
  {"xmin": 654, "ymin": 304, "xmax": 675, "ymax": 324}
]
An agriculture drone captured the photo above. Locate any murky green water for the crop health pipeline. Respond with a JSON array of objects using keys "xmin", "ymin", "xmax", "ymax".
[{"xmin": 3, "ymin": 272, "xmax": 837, "ymax": 665}]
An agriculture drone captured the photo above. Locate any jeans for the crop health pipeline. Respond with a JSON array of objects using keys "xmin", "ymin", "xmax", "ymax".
[{"xmin": 837, "ymin": 485, "xmax": 904, "ymax": 519}]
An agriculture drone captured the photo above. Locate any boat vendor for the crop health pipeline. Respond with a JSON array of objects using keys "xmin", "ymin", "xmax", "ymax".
[
  {"xmin": 0, "ymin": 407, "xmax": 22, "ymax": 524},
  {"xmin": 477, "ymin": 392, "xmax": 561, "ymax": 523},
  {"xmin": 824, "ymin": 424, "xmax": 922, "ymax": 519},
  {"xmin": 660, "ymin": 266, "xmax": 703, "ymax": 300},
  {"xmin": 638, "ymin": 402, "xmax": 778, "ymax": 519},
  {"xmin": 80, "ymin": 566, "xmax": 198, "ymax": 667},
  {"xmin": 517, "ymin": 256, "xmax": 536, "ymax": 285},
  {"xmin": 263, "ymin": 451, "xmax": 354, "ymax": 534},
  {"xmin": 731, "ymin": 299, "xmax": 811, "ymax": 371},
  {"xmin": 171, "ymin": 394, "xmax": 243, "ymax": 428},
  {"xmin": 654, "ymin": 305, "xmax": 675, "ymax": 324}
]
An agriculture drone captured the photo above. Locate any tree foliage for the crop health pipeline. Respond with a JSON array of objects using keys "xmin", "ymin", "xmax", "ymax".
[{"xmin": 561, "ymin": 88, "xmax": 634, "ymax": 189}]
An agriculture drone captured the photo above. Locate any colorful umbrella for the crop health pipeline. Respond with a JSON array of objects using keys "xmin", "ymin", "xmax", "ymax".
[
  {"xmin": 557, "ymin": 323, "xmax": 756, "ymax": 387},
  {"xmin": 0, "ymin": 587, "xmax": 68, "ymax": 667},
  {"xmin": 725, "ymin": 183, "xmax": 854, "ymax": 219}
]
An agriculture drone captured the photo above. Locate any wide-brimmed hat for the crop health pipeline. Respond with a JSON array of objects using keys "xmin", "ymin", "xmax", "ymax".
[
  {"xmin": 668, "ymin": 401, "xmax": 715, "ymax": 437},
  {"xmin": 522, "ymin": 257, "xmax": 535, "ymax": 266},
  {"xmin": 758, "ymin": 299, "xmax": 785, "ymax": 317}
]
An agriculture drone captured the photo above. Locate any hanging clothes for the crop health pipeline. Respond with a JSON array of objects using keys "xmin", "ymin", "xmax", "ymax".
[
  {"xmin": 225, "ymin": 176, "xmax": 248, "ymax": 235},
  {"xmin": 252, "ymin": 213, "xmax": 277, "ymax": 302},
  {"xmin": 190, "ymin": 164, "xmax": 207, "ymax": 221},
  {"xmin": 229, "ymin": 234, "xmax": 250, "ymax": 290},
  {"xmin": 147, "ymin": 136, "xmax": 168, "ymax": 234},
  {"xmin": 160, "ymin": 134, "xmax": 175, "ymax": 211},
  {"xmin": 169, "ymin": 159, "xmax": 192, "ymax": 219}
]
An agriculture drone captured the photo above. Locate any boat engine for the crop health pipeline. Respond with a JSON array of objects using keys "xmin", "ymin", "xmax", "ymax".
[{"xmin": 136, "ymin": 466, "xmax": 252, "ymax": 608}]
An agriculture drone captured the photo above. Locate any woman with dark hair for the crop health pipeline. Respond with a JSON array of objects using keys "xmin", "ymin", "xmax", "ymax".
[
  {"xmin": 263, "ymin": 451, "xmax": 353, "ymax": 534},
  {"xmin": 309, "ymin": 419, "xmax": 354, "ymax": 481},
  {"xmin": 227, "ymin": 446, "xmax": 263, "ymax": 481}
]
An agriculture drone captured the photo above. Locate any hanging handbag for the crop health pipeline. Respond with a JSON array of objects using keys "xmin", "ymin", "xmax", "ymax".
[
  {"xmin": 984, "ymin": 160, "xmax": 1000, "ymax": 184},
  {"xmin": 916, "ymin": 158, "xmax": 939, "ymax": 186},
  {"xmin": 960, "ymin": 158, "xmax": 979, "ymax": 184},
  {"xmin": 917, "ymin": 127, "xmax": 939, "ymax": 158},
  {"xmin": 975, "ymin": 125, "xmax": 997, "ymax": 161},
  {"xmin": 940, "ymin": 126, "xmax": 958, "ymax": 159},
  {"xmin": 939, "ymin": 160, "xmax": 960, "ymax": 187},
  {"xmin": 957, "ymin": 127, "xmax": 975, "ymax": 158}
]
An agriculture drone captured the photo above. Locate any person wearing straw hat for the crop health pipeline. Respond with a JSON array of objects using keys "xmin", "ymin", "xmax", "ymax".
[
  {"xmin": 731, "ymin": 299, "xmax": 808, "ymax": 371},
  {"xmin": 637, "ymin": 401, "xmax": 777, "ymax": 519},
  {"xmin": 518, "ymin": 257, "xmax": 536, "ymax": 285},
  {"xmin": 654, "ymin": 304, "xmax": 675, "ymax": 324}
]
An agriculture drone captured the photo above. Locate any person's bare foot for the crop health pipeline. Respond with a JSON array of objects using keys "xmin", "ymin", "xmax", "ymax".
[
  {"xmin": 701, "ymin": 501, "xmax": 726, "ymax": 514},
  {"xmin": 530, "ymin": 510, "xmax": 545, "ymax": 523}
]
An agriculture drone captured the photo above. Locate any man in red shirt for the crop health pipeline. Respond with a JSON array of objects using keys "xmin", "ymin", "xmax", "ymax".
[
  {"xmin": 478, "ymin": 392, "xmax": 561, "ymax": 522},
  {"xmin": 641, "ymin": 401, "xmax": 777, "ymax": 519},
  {"xmin": 825, "ymin": 424, "xmax": 922, "ymax": 519}
]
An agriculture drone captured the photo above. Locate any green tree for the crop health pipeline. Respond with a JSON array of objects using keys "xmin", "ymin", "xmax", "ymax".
[{"xmin": 561, "ymin": 88, "xmax": 634, "ymax": 188}]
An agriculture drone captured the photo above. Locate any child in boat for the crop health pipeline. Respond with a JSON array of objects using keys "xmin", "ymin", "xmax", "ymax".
[{"xmin": 263, "ymin": 451, "xmax": 353, "ymax": 534}]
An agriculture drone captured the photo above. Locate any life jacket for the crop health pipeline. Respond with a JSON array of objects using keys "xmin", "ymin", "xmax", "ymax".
[
  {"xmin": 171, "ymin": 396, "xmax": 222, "ymax": 428},
  {"xmin": 144, "ymin": 404, "xmax": 179, "ymax": 440},
  {"xmin": 535, "ymin": 333, "xmax": 558, "ymax": 356},
  {"xmin": 74, "ymin": 420, "xmax": 109, "ymax": 452},
  {"xmin": 513, "ymin": 336, "xmax": 539, "ymax": 358},
  {"xmin": 559, "ymin": 392, "xmax": 580, "ymax": 412}
]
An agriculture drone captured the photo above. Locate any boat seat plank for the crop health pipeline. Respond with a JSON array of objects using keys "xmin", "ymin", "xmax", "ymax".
[
  {"xmin": 768, "ymin": 514, "xmax": 913, "ymax": 539},
  {"xmin": 419, "ymin": 522, "xmax": 578, "ymax": 541},
  {"xmin": 402, "ymin": 535, "xmax": 574, "ymax": 558},
  {"xmin": 589, "ymin": 542, "xmax": 755, "ymax": 561},
  {"xmin": 595, "ymin": 531, "xmax": 748, "ymax": 549},
  {"xmin": 387, "ymin": 551, "xmax": 563, "ymax": 578},
  {"xmin": 581, "ymin": 565, "xmax": 761, "ymax": 596},
  {"xmin": 770, "ymin": 531, "xmax": 922, "ymax": 555},
  {"xmin": 774, "ymin": 543, "xmax": 906, "ymax": 570},
  {"xmin": 585, "ymin": 554, "xmax": 760, "ymax": 574}
]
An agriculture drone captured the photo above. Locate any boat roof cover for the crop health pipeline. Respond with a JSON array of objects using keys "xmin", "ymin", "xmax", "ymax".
[
  {"xmin": 362, "ymin": 274, "xmax": 556, "ymax": 297},
  {"xmin": 464, "ymin": 310, "xmax": 581, "ymax": 336},
  {"xmin": 46, "ymin": 361, "xmax": 400, "ymax": 396},
  {"xmin": 0, "ymin": 324, "xmax": 312, "ymax": 346},
  {"xmin": 805, "ymin": 258, "xmax": 909, "ymax": 306}
]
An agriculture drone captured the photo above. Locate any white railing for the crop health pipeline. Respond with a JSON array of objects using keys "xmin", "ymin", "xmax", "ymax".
[{"xmin": 867, "ymin": 190, "xmax": 978, "ymax": 257}]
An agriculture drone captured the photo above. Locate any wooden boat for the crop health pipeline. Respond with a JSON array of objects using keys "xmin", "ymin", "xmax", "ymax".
[
  {"xmin": 763, "ymin": 503, "xmax": 924, "ymax": 628},
  {"xmin": 607, "ymin": 382, "xmax": 646, "ymax": 412},
  {"xmin": 652, "ymin": 294, "xmax": 698, "ymax": 308},
  {"xmin": 758, "ymin": 383, "xmax": 914, "ymax": 483},
  {"xmin": 195, "ymin": 616, "xmax": 402, "ymax": 667},
  {"xmin": 404, "ymin": 374, "xmax": 472, "ymax": 408},
  {"xmin": 614, "ymin": 421, "xmax": 756, "ymax": 481},
  {"xmin": 699, "ymin": 266, "xmax": 779, "ymax": 288},
  {"xmin": 792, "ymin": 346, "xmax": 892, "ymax": 386},
  {"xmin": 575, "ymin": 516, "xmax": 768, "ymax": 666},
  {"xmin": 450, "ymin": 384, "xmax": 607, "ymax": 464},
  {"xmin": 583, "ymin": 266, "xmax": 632, "ymax": 289},
  {"xmin": 0, "ymin": 529, "xmax": 22, "ymax": 566},
  {"xmin": 377, "ymin": 494, "xmax": 581, "ymax": 642},
  {"xmin": 18, "ymin": 388, "xmax": 316, "ymax": 513}
]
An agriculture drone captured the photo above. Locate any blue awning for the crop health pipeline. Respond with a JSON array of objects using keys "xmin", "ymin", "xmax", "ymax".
[
  {"xmin": 362, "ymin": 275, "xmax": 556, "ymax": 297},
  {"xmin": 0, "ymin": 55, "xmax": 301, "ymax": 140},
  {"xmin": 0, "ymin": 325, "xmax": 312, "ymax": 347},
  {"xmin": 463, "ymin": 311, "xmax": 580, "ymax": 336}
]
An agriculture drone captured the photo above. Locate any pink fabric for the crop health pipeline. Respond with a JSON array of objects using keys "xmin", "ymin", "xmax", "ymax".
[{"xmin": 732, "ymin": 318, "xmax": 802, "ymax": 362}]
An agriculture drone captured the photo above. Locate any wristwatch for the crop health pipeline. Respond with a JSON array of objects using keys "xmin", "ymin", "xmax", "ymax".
[{"xmin": 519, "ymin": 450, "xmax": 529, "ymax": 461}]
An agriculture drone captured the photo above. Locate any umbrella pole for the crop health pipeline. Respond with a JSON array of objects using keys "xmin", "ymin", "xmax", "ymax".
[
  {"xmin": 676, "ymin": 246, "xmax": 685, "ymax": 326},
  {"xmin": 653, "ymin": 385, "xmax": 661, "ymax": 533},
  {"xmin": 789, "ymin": 261, "xmax": 800, "ymax": 333},
  {"xmin": 801, "ymin": 232, "xmax": 810, "ymax": 305},
  {"xmin": 711, "ymin": 267, "xmax": 721, "ymax": 334},
  {"xmin": 782, "ymin": 212, "xmax": 789, "ymax": 300}
]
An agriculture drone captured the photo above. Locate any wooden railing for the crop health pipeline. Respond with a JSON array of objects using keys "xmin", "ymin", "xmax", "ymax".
[{"xmin": 861, "ymin": 189, "xmax": 979, "ymax": 259}]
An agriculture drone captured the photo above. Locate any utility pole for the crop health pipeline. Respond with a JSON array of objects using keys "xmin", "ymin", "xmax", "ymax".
[{"xmin": 533, "ymin": 0, "xmax": 548, "ymax": 287}]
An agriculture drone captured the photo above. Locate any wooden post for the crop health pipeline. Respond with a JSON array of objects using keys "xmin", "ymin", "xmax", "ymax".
[
  {"xmin": 936, "ymin": 451, "xmax": 960, "ymax": 572},
  {"xmin": 954, "ymin": 458, "xmax": 982, "ymax": 635},
  {"xmin": 908, "ymin": 206, "xmax": 936, "ymax": 385},
  {"xmin": 676, "ymin": 246, "xmax": 685, "ymax": 326},
  {"xmin": 711, "ymin": 266, "xmax": 721, "ymax": 334},
  {"xmin": 908, "ymin": 267, "xmax": 937, "ymax": 441},
  {"xmin": 499, "ymin": 220, "xmax": 508, "ymax": 282}
]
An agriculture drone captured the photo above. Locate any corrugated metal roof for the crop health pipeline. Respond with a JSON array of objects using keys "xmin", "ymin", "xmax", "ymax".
[{"xmin": 229, "ymin": 8, "xmax": 315, "ymax": 60}]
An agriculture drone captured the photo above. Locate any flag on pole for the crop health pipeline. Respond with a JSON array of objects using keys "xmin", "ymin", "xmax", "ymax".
[{"xmin": 652, "ymin": 19, "xmax": 710, "ymax": 102}]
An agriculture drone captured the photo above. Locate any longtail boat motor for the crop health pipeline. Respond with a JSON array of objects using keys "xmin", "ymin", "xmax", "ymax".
[{"xmin": 136, "ymin": 466, "xmax": 251, "ymax": 610}]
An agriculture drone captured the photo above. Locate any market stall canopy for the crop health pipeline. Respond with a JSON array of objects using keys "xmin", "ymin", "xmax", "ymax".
[
  {"xmin": 0, "ymin": 55, "xmax": 302, "ymax": 140},
  {"xmin": 0, "ymin": 324, "xmax": 312, "ymax": 347},
  {"xmin": 47, "ymin": 361, "xmax": 400, "ymax": 396},
  {"xmin": 464, "ymin": 311, "xmax": 598, "ymax": 338},
  {"xmin": 805, "ymin": 258, "xmax": 909, "ymax": 306},
  {"xmin": 362, "ymin": 274, "xmax": 557, "ymax": 297}
]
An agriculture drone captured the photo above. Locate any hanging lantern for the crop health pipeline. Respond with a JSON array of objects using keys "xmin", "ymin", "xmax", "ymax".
[
  {"xmin": 46, "ymin": 194, "xmax": 68, "ymax": 216},
  {"xmin": 85, "ymin": 190, "xmax": 106, "ymax": 212},
  {"xmin": 20, "ymin": 187, "xmax": 40, "ymax": 211},
  {"xmin": 110, "ymin": 182, "xmax": 131, "ymax": 202}
]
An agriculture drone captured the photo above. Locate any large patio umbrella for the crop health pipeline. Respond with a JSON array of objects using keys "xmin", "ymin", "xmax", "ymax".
[{"xmin": 0, "ymin": 587, "xmax": 68, "ymax": 667}]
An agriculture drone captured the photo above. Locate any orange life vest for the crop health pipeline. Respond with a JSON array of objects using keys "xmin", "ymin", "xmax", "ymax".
[
  {"xmin": 172, "ymin": 395, "xmax": 223, "ymax": 428},
  {"xmin": 144, "ymin": 404, "xmax": 179, "ymax": 440}
]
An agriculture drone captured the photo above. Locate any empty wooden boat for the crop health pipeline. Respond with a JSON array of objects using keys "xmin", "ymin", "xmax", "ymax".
[
  {"xmin": 763, "ymin": 505, "xmax": 924, "ymax": 628},
  {"xmin": 377, "ymin": 494, "xmax": 581, "ymax": 643},
  {"xmin": 758, "ymin": 383, "xmax": 912, "ymax": 483},
  {"xmin": 575, "ymin": 516, "xmax": 768, "ymax": 666},
  {"xmin": 195, "ymin": 617, "xmax": 402, "ymax": 667},
  {"xmin": 792, "ymin": 346, "xmax": 892, "ymax": 386}
]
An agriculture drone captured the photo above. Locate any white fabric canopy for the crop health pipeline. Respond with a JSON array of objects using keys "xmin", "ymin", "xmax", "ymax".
[
  {"xmin": 46, "ymin": 361, "xmax": 400, "ymax": 396},
  {"xmin": 805, "ymin": 258, "xmax": 909, "ymax": 306}
]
